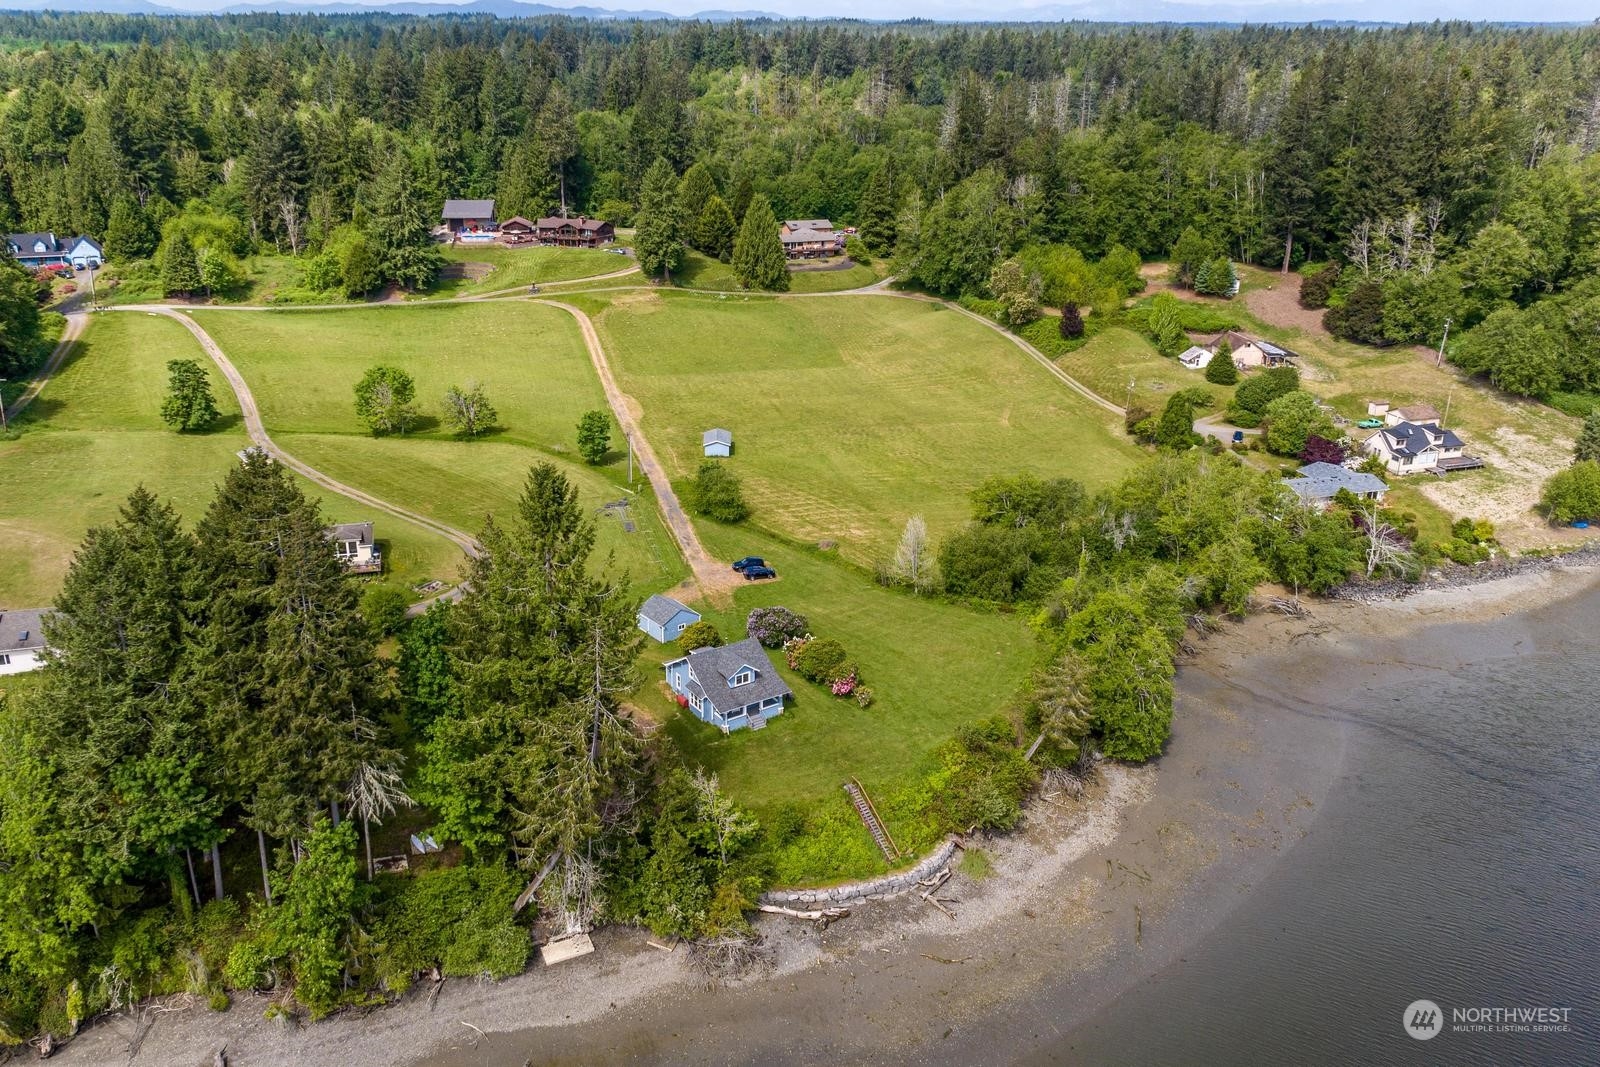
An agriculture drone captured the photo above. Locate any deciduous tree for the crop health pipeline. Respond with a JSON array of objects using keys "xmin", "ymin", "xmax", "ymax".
[
  {"xmin": 576, "ymin": 409, "xmax": 610, "ymax": 464},
  {"xmin": 354, "ymin": 365, "xmax": 417, "ymax": 436},
  {"xmin": 443, "ymin": 381, "xmax": 497, "ymax": 438}
]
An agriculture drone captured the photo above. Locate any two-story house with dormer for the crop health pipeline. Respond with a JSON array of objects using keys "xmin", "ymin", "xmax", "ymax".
[{"xmin": 664, "ymin": 636, "xmax": 793, "ymax": 733}]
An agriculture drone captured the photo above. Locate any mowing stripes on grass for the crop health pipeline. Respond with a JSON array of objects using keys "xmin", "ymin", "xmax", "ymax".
[{"xmin": 594, "ymin": 291, "xmax": 1141, "ymax": 564}]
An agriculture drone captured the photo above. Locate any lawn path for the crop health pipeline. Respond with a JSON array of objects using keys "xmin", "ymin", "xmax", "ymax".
[
  {"xmin": 120, "ymin": 308, "xmax": 481, "ymax": 614},
  {"xmin": 535, "ymin": 298, "xmax": 739, "ymax": 603},
  {"xmin": 4, "ymin": 302, "xmax": 89, "ymax": 424}
]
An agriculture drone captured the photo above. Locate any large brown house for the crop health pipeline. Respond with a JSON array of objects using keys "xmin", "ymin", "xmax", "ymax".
[
  {"xmin": 780, "ymin": 218, "xmax": 842, "ymax": 258},
  {"xmin": 535, "ymin": 216, "xmax": 615, "ymax": 248}
]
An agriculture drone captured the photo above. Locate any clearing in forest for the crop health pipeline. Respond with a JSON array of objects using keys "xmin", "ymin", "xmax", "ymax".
[
  {"xmin": 196, "ymin": 302, "xmax": 686, "ymax": 589},
  {"xmin": 588, "ymin": 291, "xmax": 1141, "ymax": 565},
  {"xmin": 0, "ymin": 312, "xmax": 459, "ymax": 606}
]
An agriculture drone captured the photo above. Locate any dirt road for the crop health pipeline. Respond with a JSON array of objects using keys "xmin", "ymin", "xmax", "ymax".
[{"xmin": 537, "ymin": 298, "xmax": 741, "ymax": 601}]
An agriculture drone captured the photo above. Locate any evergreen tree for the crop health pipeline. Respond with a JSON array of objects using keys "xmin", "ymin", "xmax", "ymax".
[
  {"xmin": 418, "ymin": 464, "xmax": 646, "ymax": 879},
  {"xmin": 1575, "ymin": 410, "xmax": 1600, "ymax": 465},
  {"xmin": 368, "ymin": 151, "xmax": 443, "ymax": 292},
  {"xmin": 1204, "ymin": 350, "xmax": 1238, "ymax": 384},
  {"xmin": 676, "ymin": 162, "xmax": 717, "ymax": 248},
  {"xmin": 21, "ymin": 488, "xmax": 219, "ymax": 923},
  {"xmin": 160, "ymin": 231, "xmax": 202, "ymax": 297},
  {"xmin": 856, "ymin": 162, "xmax": 898, "ymax": 255},
  {"xmin": 1169, "ymin": 227, "xmax": 1216, "ymax": 288},
  {"xmin": 695, "ymin": 195, "xmax": 737, "ymax": 262},
  {"xmin": 160, "ymin": 358, "xmax": 220, "ymax": 431},
  {"xmin": 731, "ymin": 194, "xmax": 788, "ymax": 292},
  {"xmin": 0, "ymin": 255, "xmax": 44, "ymax": 377},
  {"xmin": 104, "ymin": 196, "xmax": 157, "ymax": 260},
  {"xmin": 728, "ymin": 170, "xmax": 754, "ymax": 223},
  {"xmin": 634, "ymin": 157, "xmax": 685, "ymax": 284}
]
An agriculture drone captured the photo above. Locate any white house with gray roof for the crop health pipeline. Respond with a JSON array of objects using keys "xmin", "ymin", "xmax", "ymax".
[
  {"xmin": 637, "ymin": 594, "xmax": 701, "ymax": 643},
  {"xmin": 1281, "ymin": 462, "xmax": 1389, "ymax": 509},
  {"xmin": 665, "ymin": 637, "xmax": 792, "ymax": 733},
  {"xmin": 1362, "ymin": 421, "xmax": 1480, "ymax": 476},
  {"xmin": 703, "ymin": 428, "xmax": 733, "ymax": 458},
  {"xmin": 0, "ymin": 609, "xmax": 49, "ymax": 675}
]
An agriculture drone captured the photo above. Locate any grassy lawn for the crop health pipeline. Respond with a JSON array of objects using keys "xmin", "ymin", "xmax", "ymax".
[
  {"xmin": 420, "ymin": 244, "xmax": 626, "ymax": 299},
  {"xmin": 637, "ymin": 521, "xmax": 1037, "ymax": 880},
  {"xmin": 1055, "ymin": 325, "xmax": 1237, "ymax": 414},
  {"xmin": 0, "ymin": 312, "xmax": 458, "ymax": 606},
  {"xmin": 100, "ymin": 254, "xmax": 364, "ymax": 308},
  {"xmin": 673, "ymin": 250, "xmax": 884, "ymax": 294},
  {"xmin": 196, "ymin": 303, "xmax": 686, "ymax": 590},
  {"xmin": 590, "ymin": 291, "xmax": 1141, "ymax": 565}
]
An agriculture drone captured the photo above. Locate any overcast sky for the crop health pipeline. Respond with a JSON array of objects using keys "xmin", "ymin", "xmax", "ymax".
[{"xmin": 147, "ymin": 0, "xmax": 1597, "ymax": 20}]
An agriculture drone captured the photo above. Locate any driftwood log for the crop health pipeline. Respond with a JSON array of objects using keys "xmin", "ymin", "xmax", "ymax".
[{"xmin": 756, "ymin": 903, "xmax": 850, "ymax": 922}]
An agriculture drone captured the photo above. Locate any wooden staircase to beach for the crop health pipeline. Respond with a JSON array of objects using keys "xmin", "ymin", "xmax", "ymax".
[{"xmin": 844, "ymin": 777, "xmax": 900, "ymax": 863}]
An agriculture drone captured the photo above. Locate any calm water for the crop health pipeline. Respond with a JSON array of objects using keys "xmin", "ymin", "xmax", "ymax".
[{"xmin": 1051, "ymin": 590, "xmax": 1600, "ymax": 1065}]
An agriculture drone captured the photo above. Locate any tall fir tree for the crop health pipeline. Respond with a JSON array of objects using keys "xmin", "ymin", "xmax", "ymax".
[
  {"xmin": 731, "ymin": 194, "xmax": 789, "ymax": 292},
  {"xmin": 368, "ymin": 150, "xmax": 443, "ymax": 292},
  {"xmin": 696, "ymin": 195, "xmax": 737, "ymax": 262},
  {"xmin": 418, "ymin": 463, "xmax": 646, "ymax": 880},
  {"xmin": 634, "ymin": 157, "xmax": 685, "ymax": 283},
  {"xmin": 856, "ymin": 162, "xmax": 898, "ymax": 255},
  {"xmin": 676, "ymin": 162, "xmax": 717, "ymax": 249},
  {"xmin": 160, "ymin": 231, "xmax": 202, "ymax": 297}
]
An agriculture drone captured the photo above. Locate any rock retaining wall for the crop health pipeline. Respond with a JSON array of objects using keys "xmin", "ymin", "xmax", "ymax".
[{"xmin": 760, "ymin": 837, "xmax": 961, "ymax": 907}]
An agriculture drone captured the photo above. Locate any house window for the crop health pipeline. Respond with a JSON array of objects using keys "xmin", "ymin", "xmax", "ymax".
[
  {"xmin": 0, "ymin": 654, "xmax": 9, "ymax": 666},
  {"xmin": 336, "ymin": 540, "xmax": 360, "ymax": 558},
  {"xmin": 731, "ymin": 670, "xmax": 753, "ymax": 687}
]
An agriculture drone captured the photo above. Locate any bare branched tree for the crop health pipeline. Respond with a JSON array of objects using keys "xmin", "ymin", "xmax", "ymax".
[
  {"xmin": 277, "ymin": 197, "xmax": 303, "ymax": 256},
  {"xmin": 690, "ymin": 769, "xmax": 752, "ymax": 868},
  {"xmin": 888, "ymin": 514, "xmax": 933, "ymax": 591},
  {"xmin": 348, "ymin": 761, "xmax": 413, "ymax": 879}
]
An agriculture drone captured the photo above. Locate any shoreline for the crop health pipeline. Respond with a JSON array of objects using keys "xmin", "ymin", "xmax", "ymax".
[{"xmin": 47, "ymin": 559, "xmax": 1600, "ymax": 1067}]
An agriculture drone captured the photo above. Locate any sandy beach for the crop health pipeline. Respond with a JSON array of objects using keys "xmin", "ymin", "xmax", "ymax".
[{"xmin": 48, "ymin": 560, "xmax": 1600, "ymax": 1067}]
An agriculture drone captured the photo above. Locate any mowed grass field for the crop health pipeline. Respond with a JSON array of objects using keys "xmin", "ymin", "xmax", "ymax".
[
  {"xmin": 636, "ymin": 521, "xmax": 1037, "ymax": 870},
  {"xmin": 423, "ymin": 244, "xmax": 627, "ymax": 299},
  {"xmin": 589, "ymin": 291, "xmax": 1141, "ymax": 563},
  {"xmin": 0, "ymin": 312, "xmax": 461, "ymax": 606},
  {"xmin": 1057, "ymin": 325, "xmax": 1237, "ymax": 415},
  {"xmin": 673, "ymin": 249, "xmax": 884, "ymax": 294},
  {"xmin": 195, "ymin": 303, "xmax": 686, "ymax": 589}
]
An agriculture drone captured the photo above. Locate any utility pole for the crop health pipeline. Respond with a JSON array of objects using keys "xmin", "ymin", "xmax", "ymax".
[
  {"xmin": 627, "ymin": 431, "xmax": 634, "ymax": 485},
  {"xmin": 1126, "ymin": 377, "xmax": 1136, "ymax": 412},
  {"xmin": 1435, "ymin": 317, "xmax": 1451, "ymax": 368}
]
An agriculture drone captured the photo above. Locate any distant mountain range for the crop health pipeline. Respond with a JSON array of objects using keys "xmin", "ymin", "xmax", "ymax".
[
  {"xmin": 0, "ymin": 0, "xmax": 1583, "ymax": 25},
  {"xmin": 0, "ymin": 0, "xmax": 781, "ymax": 20}
]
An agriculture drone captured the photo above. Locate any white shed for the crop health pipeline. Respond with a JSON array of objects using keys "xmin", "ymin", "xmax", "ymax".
[{"xmin": 703, "ymin": 428, "xmax": 733, "ymax": 458}]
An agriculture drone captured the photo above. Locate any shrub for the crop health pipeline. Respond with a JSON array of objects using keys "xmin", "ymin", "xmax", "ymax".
[
  {"xmin": 1231, "ymin": 366, "xmax": 1301, "ymax": 416},
  {"xmin": 1540, "ymin": 461, "xmax": 1600, "ymax": 523},
  {"xmin": 360, "ymin": 585, "xmax": 410, "ymax": 637},
  {"xmin": 1204, "ymin": 351, "xmax": 1238, "ymax": 385},
  {"xmin": 1058, "ymin": 304, "xmax": 1084, "ymax": 339},
  {"xmin": 853, "ymin": 685, "xmax": 875, "ymax": 708},
  {"xmin": 677, "ymin": 620, "xmax": 722, "ymax": 651},
  {"xmin": 1299, "ymin": 434, "xmax": 1346, "ymax": 466},
  {"xmin": 793, "ymin": 638, "xmax": 847, "ymax": 683},
  {"xmin": 829, "ymin": 671, "xmax": 858, "ymax": 697},
  {"xmin": 1324, "ymin": 280, "xmax": 1388, "ymax": 345},
  {"xmin": 901, "ymin": 717, "xmax": 1036, "ymax": 836},
  {"xmin": 1298, "ymin": 263, "xmax": 1340, "ymax": 309},
  {"xmin": 370, "ymin": 866, "xmax": 528, "ymax": 994},
  {"xmin": 1123, "ymin": 405, "xmax": 1152, "ymax": 436},
  {"xmin": 844, "ymin": 235, "xmax": 870, "ymax": 262},
  {"xmin": 746, "ymin": 606, "xmax": 808, "ymax": 648},
  {"xmin": 781, "ymin": 635, "xmax": 810, "ymax": 669},
  {"xmin": 686, "ymin": 460, "xmax": 749, "ymax": 523}
]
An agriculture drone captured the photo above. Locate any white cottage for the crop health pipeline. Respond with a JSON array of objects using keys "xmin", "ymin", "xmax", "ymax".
[
  {"xmin": 327, "ymin": 521, "xmax": 382, "ymax": 574},
  {"xmin": 0, "ymin": 609, "xmax": 48, "ymax": 675},
  {"xmin": 703, "ymin": 428, "xmax": 733, "ymax": 458}
]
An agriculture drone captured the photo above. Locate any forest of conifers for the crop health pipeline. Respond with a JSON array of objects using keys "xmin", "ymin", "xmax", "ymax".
[{"xmin": 3, "ymin": 15, "xmax": 1600, "ymax": 395}]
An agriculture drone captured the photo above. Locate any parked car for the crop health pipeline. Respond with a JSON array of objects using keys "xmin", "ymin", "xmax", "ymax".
[
  {"xmin": 731, "ymin": 556, "xmax": 765, "ymax": 571},
  {"xmin": 1357, "ymin": 417, "xmax": 1384, "ymax": 428},
  {"xmin": 743, "ymin": 565, "xmax": 776, "ymax": 580},
  {"xmin": 1231, "ymin": 430, "xmax": 1245, "ymax": 443}
]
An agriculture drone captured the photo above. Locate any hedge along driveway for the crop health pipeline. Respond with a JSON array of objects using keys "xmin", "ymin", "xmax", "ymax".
[
  {"xmin": 591, "ymin": 291, "xmax": 1143, "ymax": 567},
  {"xmin": 193, "ymin": 303, "xmax": 687, "ymax": 590}
]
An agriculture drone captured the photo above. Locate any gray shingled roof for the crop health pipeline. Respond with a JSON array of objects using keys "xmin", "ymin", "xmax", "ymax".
[
  {"xmin": 0, "ymin": 609, "xmax": 48, "ymax": 653},
  {"xmin": 327, "ymin": 521, "xmax": 374, "ymax": 546},
  {"xmin": 703, "ymin": 428, "xmax": 732, "ymax": 447},
  {"xmin": 785, "ymin": 219, "xmax": 833, "ymax": 231},
  {"xmin": 442, "ymin": 199, "xmax": 495, "ymax": 219},
  {"xmin": 535, "ymin": 216, "xmax": 611, "ymax": 233},
  {"xmin": 1282, "ymin": 462, "xmax": 1389, "ymax": 502},
  {"xmin": 1376, "ymin": 422, "xmax": 1463, "ymax": 458},
  {"xmin": 639, "ymin": 594, "xmax": 697, "ymax": 627},
  {"xmin": 781, "ymin": 227, "xmax": 836, "ymax": 245},
  {"xmin": 8, "ymin": 233, "xmax": 60, "ymax": 254},
  {"xmin": 678, "ymin": 637, "xmax": 792, "ymax": 716}
]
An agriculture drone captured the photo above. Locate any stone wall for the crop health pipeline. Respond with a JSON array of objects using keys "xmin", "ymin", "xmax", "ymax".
[{"xmin": 759, "ymin": 837, "xmax": 961, "ymax": 907}]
